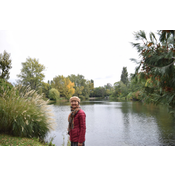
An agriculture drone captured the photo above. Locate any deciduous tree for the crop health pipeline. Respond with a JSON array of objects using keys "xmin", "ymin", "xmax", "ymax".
[
  {"xmin": 52, "ymin": 75, "xmax": 75, "ymax": 99},
  {"xmin": 48, "ymin": 88, "xmax": 60, "ymax": 101},
  {"xmin": 42, "ymin": 82, "xmax": 51, "ymax": 98},
  {"xmin": 68, "ymin": 74, "xmax": 94, "ymax": 100},
  {"xmin": 17, "ymin": 57, "xmax": 45, "ymax": 91}
]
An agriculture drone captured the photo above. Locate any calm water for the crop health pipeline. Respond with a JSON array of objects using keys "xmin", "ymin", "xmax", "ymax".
[{"xmin": 45, "ymin": 100, "xmax": 175, "ymax": 146}]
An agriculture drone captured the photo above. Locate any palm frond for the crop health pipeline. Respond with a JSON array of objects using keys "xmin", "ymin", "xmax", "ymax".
[
  {"xmin": 130, "ymin": 58, "xmax": 140, "ymax": 64},
  {"xmin": 134, "ymin": 30, "xmax": 147, "ymax": 41},
  {"xmin": 149, "ymin": 32, "xmax": 157, "ymax": 43},
  {"xmin": 159, "ymin": 30, "xmax": 174, "ymax": 43}
]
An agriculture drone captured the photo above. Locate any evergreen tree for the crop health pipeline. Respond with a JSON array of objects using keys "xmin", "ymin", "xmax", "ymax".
[
  {"xmin": 0, "ymin": 50, "xmax": 12, "ymax": 80},
  {"xmin": 120, "ymin": 67, "xmax": 129, "ymax": 86}
]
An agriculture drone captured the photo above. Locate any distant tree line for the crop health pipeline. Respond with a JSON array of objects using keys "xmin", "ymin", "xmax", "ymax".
[
  {"xmin": 13, "ymin": 57, "xmax": 95, "ymax": 101},
  {"xmin": 0, "ymin": 51, "xmax": 137, "ymax": 102},
  {"xmin": 1, "ymin": 29, "xmax": 175, "ymax": 116}
]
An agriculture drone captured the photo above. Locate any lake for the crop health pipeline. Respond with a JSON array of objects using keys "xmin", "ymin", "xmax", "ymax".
[{"xmin": 45, "ymin": 100, "xmax": 175, "ymax": 146}]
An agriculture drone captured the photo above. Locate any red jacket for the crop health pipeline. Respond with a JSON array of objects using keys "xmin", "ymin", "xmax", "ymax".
[{"xmin": 69, "ymin": 109, "xmax": 86, "ymax": 143}]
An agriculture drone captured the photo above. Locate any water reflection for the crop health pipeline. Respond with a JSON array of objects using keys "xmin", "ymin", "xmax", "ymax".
[
  {"xmin": 45, "ymin": 101, "xmax": 175, "ymax": 146},
  {"xmin": 130, "ymin": 102, "xmax": 175, "ymax": 146}
]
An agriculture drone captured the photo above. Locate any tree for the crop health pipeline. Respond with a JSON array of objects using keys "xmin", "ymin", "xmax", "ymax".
[
  {"xmin": 104, "ymin": 83, "xmax": 113, "ymax": 96},
  {"xmin": 42, "ymin": 82, "xmax": 51, "ymax": 98},
  {"xmin": 68, "ymin": 74, "xmax": 94, "ymax": 100},
  {"xmin": 17, "ymin": 57, "xmax": 45, "ymax": 91},
  {"xmin": 64, "ymin": 78, "xmax": 75, "ymax": 99},
  {"xmin": 89, "ymin": 79, "xmax": 94, "ymax": 97},
  {"xmin": 52, "ymin": 75, "xmax": 75, "ymax": 99},
  {"xmin": 48, "ymin": 88, "xmax": 60, "ymax": 101},
  {"xmin": 82, "ymin": 81, "xmax": 90, "ymax": 99},
  {"xmin": 113, "ymin": 81, "xmax": 127, "ymax": 98},
  {"xmin": 93, "ymin": 86, "xmax": 106, "ymax": 98},
  {"xmin": 74, "ymin": 86, "xmax": 84, "ymax": 97},
  {"xmin": 0, "ymin": 79, "xmax": 13, "ymax": 95},
  {"xmin": 0, "ymin": 50, "xmax": 12, "ymax": 80},
  {"xmin": 130, "ymin": 30, "xmax": 175, "ymax": 113},
  {"xmin": 159, "ymin": 30, "xmax": 175, "ymax": 48},
  {"xmin": 120, "ymin": 67, "xmax": 129, "ymax": 86}
]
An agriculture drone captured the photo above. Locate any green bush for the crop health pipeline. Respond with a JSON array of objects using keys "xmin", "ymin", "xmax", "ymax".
[
  {"xmin": 127, "ymin": 92, "xmax": 133, "ymax": 100},
  {"xmin": 48, "ymin": 88, "xmax": 60, "ymax": 101},
  {"xmin": 0, "ymin": 85, "xmax": 56, "ymax": 140},
  {"xmin": 79, "ymin": 95, "xmax": 86, "ymax": 101},
  {"xmin": 0, "ymin": 79, "xmax": 13, "ymax": 94}
]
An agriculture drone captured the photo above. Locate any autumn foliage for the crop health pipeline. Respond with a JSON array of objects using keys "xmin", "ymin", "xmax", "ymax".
[{"xmin": 52, "ymin": 75, "xmax": 75, "ymax": 99}]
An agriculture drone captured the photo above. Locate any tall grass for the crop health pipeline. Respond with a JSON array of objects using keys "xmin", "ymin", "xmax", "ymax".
[{"xmin": 0, "ymin": 85, "xmax": 56, "ymax": 140}]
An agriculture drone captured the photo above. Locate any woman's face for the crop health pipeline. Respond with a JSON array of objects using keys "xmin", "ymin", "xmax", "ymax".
[{"xmin": 71, "ymin": 100, "xmax": 79, "ymax": 108}]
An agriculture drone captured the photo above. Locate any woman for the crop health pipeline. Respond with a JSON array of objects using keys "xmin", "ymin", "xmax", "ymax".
[{"xmin": 68, "ymin": 96, "xmax": 86, "ymax": 146}]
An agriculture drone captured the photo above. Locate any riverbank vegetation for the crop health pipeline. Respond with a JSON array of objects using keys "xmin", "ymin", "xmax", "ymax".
[
  {"xmin": 90, "ymin": 31, "xmax": 175, "ymax": 116},
  {"xmin": 1, "ymin": 30, "xmax": 175, "ymax": 145},
  {"xmin": 130, "ymin": 30, "xmax": 175, "ymax": 115},
  {"xmin": 1, "ymin": 30, "xmax": 175, "ymax": 109},
  {"xmin": 0, "ymin": 84, "xmax": 56, "ymax": 140},
  {"xmin": 0, "ymin": 77, "xmax": 56, "ymax": 145}
]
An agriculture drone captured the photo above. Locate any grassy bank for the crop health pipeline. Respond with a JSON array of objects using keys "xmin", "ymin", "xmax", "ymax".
[{"xmin": 0, "ymin": 133, "xmax": 55, "ymax": 146}]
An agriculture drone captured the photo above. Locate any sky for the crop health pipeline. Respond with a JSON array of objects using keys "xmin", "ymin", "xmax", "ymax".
[{"xmin": 0, "ymin": 30, "xmax": 143, "ymax": 87}]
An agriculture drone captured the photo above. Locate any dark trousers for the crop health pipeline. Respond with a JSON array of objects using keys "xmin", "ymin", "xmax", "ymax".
[{"xmin": 71, "ymin": 142, "xmax": 85, "ymax": 146}]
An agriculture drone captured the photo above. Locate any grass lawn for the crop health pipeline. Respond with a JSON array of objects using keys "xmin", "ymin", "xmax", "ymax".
[{"xmin": 0, "ymin": 133, "xmax": 52, "ymax": 146}]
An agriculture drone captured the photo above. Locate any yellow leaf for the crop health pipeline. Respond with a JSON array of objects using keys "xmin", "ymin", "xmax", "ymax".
[{"xmin": 147, "ymin": 43, "xmax": 153, "ymax": 47}]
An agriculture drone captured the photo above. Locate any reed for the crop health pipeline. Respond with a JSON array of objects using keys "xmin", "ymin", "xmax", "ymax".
[{"xmin": 0, "ymin": 85, "xmax": 56, "ymax": 140}]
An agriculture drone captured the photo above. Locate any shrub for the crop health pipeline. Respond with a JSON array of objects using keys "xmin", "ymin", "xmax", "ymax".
[
  {"xmin": 48, "ymin": 88, "xmax": 60, "ymax": 101},
  {"xmin": 0, "ymin": 79, "xmax": 13, "ymax": 94},
  {"xmin": 79, "ymin": 95, "xmax": 86, "ymax": 101},
  {"xmin": 127, "ymin": 92, "xmax": 133, "ymax": 100},
  {"xmin": 0, "ymin": 85, "xmax": 56, "ymax": 140}
]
